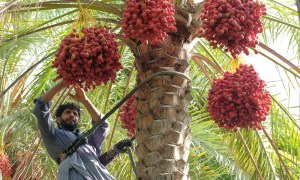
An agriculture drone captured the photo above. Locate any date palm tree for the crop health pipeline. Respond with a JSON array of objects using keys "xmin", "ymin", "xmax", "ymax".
[{"xmin": 0, "ymin": 0, "xmax": 299, "ymax": 179}]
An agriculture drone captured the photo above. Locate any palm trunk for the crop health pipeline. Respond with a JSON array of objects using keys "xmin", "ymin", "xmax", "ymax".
[
  {"xmin": 134, "ymin": 35, "xmax": 192, "ymax": 180},
  {"xmin": 128, "ymin": 2, "xmax": 201, "ymax": 179}
]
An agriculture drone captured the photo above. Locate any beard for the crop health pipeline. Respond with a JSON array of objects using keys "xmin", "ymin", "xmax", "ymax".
[{"xmin": 60, "ymin": 118, "xmax": 78, "ymax": 131}]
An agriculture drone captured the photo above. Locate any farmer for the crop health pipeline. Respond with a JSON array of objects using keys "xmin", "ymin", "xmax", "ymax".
[{"xmin": 33, "ymin": 81, "xmax": 132, "ymax": 179}]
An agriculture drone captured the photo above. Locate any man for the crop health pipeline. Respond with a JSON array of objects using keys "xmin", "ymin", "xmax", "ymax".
[{"xmin": 33, "ymin": 81, "xmax": 132, "ymax": 180}]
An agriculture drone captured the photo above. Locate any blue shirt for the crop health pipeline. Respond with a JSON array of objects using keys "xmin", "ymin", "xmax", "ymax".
[{"xmin": 33, "ymin": 97, "xmax": 115, "ymax": 180}]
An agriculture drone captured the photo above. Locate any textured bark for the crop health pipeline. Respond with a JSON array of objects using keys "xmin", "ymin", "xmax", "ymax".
[{"xmin": 134, "ymin": 35, "xmax": 192, "ymax": 180}]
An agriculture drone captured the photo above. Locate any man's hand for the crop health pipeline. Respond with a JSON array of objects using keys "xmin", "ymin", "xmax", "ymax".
[
  {"xmin": 69, "ymin": 86, "xmax": 102, "ymax": 122},
  {"xmin": 68, "ymin": 86, "xmax": 88, "ymax": 103},
  {"xmin": 114, "ymin": 139, "xmax": 133, "ymax": 153},
  {"xmin": 99, "ymin": 139, "xmax": 134, "ymax": 166}
]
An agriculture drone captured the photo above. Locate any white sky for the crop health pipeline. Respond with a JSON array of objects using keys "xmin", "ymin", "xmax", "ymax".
[{"xmin": 244, "ymin": 36, "xmax": 300, "ymax": 119}]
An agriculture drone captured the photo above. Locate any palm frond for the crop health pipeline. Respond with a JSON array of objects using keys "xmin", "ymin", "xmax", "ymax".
[
  {"xmin": 16, "ymin": 1, "xmax": 122, "ymax": 17},
  {"xmin": 262, "ymin": 0, "xmax": 300, "ymax": 58}
]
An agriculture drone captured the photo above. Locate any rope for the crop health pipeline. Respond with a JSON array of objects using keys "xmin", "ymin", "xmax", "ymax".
[
  {"xmin": 125, "ymin": 136, "xmax": 137, "ymax": 176},
  {"xmin": 126, "ymin": 146, "xmax": 137, "ymax": 176},
  {"xmin": 58, "ymin": 71, "xmax": 190, "ymax": 169}
]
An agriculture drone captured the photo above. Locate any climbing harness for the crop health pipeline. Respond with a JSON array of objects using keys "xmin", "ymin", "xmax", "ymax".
[{"xmin": 57, "ymin": 71, "xmax": 190, "ymax": 174}]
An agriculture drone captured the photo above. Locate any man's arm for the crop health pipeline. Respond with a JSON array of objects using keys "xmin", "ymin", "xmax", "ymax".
[
  {"xmin": 33, "ymin": 81, "xmax": 66, "ymax": 139},
  {"xmin": 69, "ymin": 87, "xmax": 109, "ymax": 155},
  {"xmin": 41, "ymin": 81, "xmax": 65, "ymax": 102}
]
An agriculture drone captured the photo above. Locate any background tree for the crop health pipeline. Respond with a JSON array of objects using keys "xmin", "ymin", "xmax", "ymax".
[{"xmin": 0, "ymin": 0, "xmax": 299, "ymax": 179}]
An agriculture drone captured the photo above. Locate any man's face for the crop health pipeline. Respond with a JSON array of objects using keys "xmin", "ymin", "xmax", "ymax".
[{"xmin": 57, "ymin": 108, "xmax": 79, "ymax": 131}]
